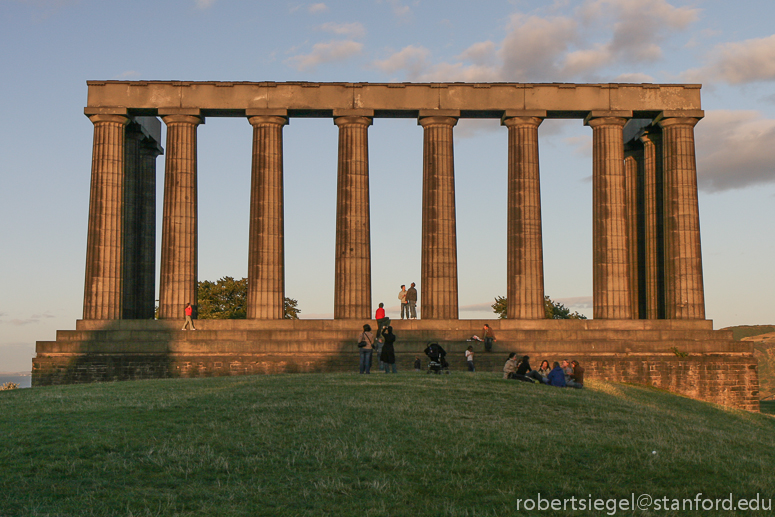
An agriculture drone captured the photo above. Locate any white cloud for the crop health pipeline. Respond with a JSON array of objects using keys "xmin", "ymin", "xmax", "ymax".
[
  {"xmin": 696, "ymin": 110, "xmax": 775, "ymax": 192},
  {"xmin": 687, "ymin": 35, "xmax": 775, "ymax": 85},
  {"xmin": 372, "ymin": 1, "xmax": 699, "ymax": 83},
  {"xmin": 286, "ymin": 40, "xmax": 363, "ymax": 71},
  {"xmin": 114, "ymin": 70, "xmax": 140, "ymax": 79},
  {"xmin": 499, "ymin": 13, "xmax": 578, "ymax": 81},
  {"xmin": 615, "ymin": 72, "xmax": 655, "ymax": 83},
  {"xmin": 319, "ymin": 22, "xmax": 366, "ymax": 39},
  {"xmin": 308, "ymin": 3, "xmax": 328, "ymax": 14},
  {"xmin": 381, "ymin": 0, "xmax": 411, "ymax": 20},
  {"xmin": 194, "ymin": 0, "xmax": 215, "ymax": 9},
  {"xmin": 373, "ymin": 45, "xmax": 432, "ymax": 77},
  {"xmin": 456, "ymin": 41, "xmax": 497, "ymax": 66}
]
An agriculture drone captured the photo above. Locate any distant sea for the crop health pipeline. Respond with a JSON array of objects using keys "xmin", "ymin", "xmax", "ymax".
[{"xmin": 0, "ymin": 374, "xmax": 32, "ymax": 389}]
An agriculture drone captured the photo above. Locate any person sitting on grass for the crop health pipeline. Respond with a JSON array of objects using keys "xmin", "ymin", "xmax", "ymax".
[
  {"xmin": 561, "ymin": 359, "xmax": 574, "ymax": 384},
  {"xmin": 567, "ymin": 360, "xmax": 584, "ymax": 389},
  {"xmin": 503, "ymin": 352, "xmax": 518, "ymax": 379},
  {"xmin": 514, "ymin": 355, "xmax": 544, "ymax": 383},
  {"xmin": 537, "ymin": 360, "xmax": 552, "ymax": 383},
  {"xmin": 547, "ymin": 361, "xmax": 567, "ymax": 387}
]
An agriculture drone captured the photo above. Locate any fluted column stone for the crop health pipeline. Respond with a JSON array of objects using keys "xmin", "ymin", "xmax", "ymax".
[
  {"xmin": 640, "ymin": 130, "xmax": 665, "ymax": 319},
  {"xmin": 137, "ymin": 136, "xmax": 161, "ymax": 319},
  {"xmin": 586, "ymin": 112, "xmax": 633, "ymax": 319},
  {"xmin": 334, "ymin": 112, "xmax": 373, "ymax": 319},
  {"xmin": 158, "ymin": 112, "xmax": 201, "ymax": 320},
  {"xmin": 122, "ymin": 126, "xmax": 143, "ymax": 319},
  {"xmin": 419, "ymin": 112, "xmax": 459, "ymax": 320},
  {"xmin": 624, "ymin": 151, "xmax": 641, "ymax": 318},
  {"xmin": 247, "ymin": 112, "xmax": 288, "ymax": 319},
  {"xmin": 502, "ymin": 112, "xmax": 545, "ymax": 319},
  {"xmin": 83, "ymin": 113, "xmax": 129, "ymax": 319},
  {"xmin": 658, "ymin": 113, "xmax": 705, "ymax": 319}
]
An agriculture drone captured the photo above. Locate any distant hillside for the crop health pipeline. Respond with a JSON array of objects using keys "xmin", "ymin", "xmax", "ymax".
[{"xmin": 723, "ymin": 325, "xmax": 775, "ymax": 401}]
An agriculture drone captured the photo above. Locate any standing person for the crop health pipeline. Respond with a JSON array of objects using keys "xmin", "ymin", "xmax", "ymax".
[
  {"xmin": 358, "ymin": 324, "xmax": 375, "ymax": 374},
  {"xmin": 406, "ymin": 282, "xmax": 418, "ymax": 319},
  {"xmin": 374, "ymin": 334, "xmax": 385, "ymax": 372},
  {"xmin": 375, "ymin": 302, "xmax": 390, "ymax": 336},
  {"xmin": 465, "ymin": 346, "xmax": 475, "ymax": 372},
  {"xmin": 482, "ymin": 324, "xmax": 496, "ymax": 352},
  {"xmin": 414, "ymin": 356, "xmax": 422, "ymax": 371},
  {"xmin": 381, "ymin": 326, "xmax": 397, "ymax": 374},
  {"xmin": 181, "ymin": 302, "xmax": 196, "ymax": 330},
  {"xmin": 398, "ymin": 285, "xmax": 409, "ymax": 320}
]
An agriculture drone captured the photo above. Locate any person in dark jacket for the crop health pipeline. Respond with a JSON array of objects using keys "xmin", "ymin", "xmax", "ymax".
[
  {"xmin": 381, "ymin": 326, "xmax": 397, "ymax": 373},
  {"xmin": 547, "ymin": 362, "xmax": 567, "ymax": 387},
  {"xmin": 515, "ymin": 355, "xmax": 543, "ymax": 383}
]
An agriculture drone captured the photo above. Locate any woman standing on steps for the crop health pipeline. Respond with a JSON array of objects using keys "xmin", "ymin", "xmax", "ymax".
[{"xmin": 358, "ymin": 324, "xmax": 375, "ymax": 374}]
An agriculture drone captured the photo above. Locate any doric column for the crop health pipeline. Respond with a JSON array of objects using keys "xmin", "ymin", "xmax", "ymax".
[
  {"xmin": 83, "ymin": 112, "xmax": 129, "ymax": 319},
  {"xmin": 657, "ymin": 111, "xmax": 706, "ymax": 319},
  {"xmin": 122, "ymin": 125, "xmax": 143, "ymax": 320},
  {"xmin": 419, "ymin": 111, "xmax": 459, "ymax": 320},
  {"xmin": 585, "ymin": 111, "xmax": 633, "ymax": 319},
  {"xmin": 640, "ymin": 130, "xmax": 665, "ymax": 319},
  {"xmin": 247, "ymin": 110, "xmax": 288, "ymax": 319},
  {"xmin": 158, "ymin": 111, "xmax": 202, "ymax": 320},
  {"xmin": 624, "ymin": 150, "xmax": 641, "ymax": 318},
  {"xmin": 502, "ymin": 111, "xmax": 545, "ymax": 319},
  {"xmin": 333, "ymin": 111, "xmax": 373, "ymax": 319},
  {"xmin": 137, "ymin": 136, "xmax": 162, "ymax": 319}
]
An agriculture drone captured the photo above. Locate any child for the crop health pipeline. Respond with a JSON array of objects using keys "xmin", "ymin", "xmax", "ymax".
[{"xmin": 465, "ymin": 346, "xmax": 475, "ymax": 372}]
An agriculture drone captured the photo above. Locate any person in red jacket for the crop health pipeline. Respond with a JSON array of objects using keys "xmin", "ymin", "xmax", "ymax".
[
  {"xmin": 182, "ymin": 302, "xmax": 196, "ymax": 330},
  {"xmin": 375, "ymin": 302, "xmax": 389, "ymax": 336}
]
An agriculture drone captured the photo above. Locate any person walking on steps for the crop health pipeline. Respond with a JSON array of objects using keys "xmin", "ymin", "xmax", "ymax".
[{"xmin": 182, "ymin": 302, "xmax": 196, "ymax": 330}]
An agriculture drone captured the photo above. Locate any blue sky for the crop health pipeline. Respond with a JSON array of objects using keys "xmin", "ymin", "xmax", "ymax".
[{"xmin": 1, "ymin": 0, "xmax": 774, "ymax": 372}]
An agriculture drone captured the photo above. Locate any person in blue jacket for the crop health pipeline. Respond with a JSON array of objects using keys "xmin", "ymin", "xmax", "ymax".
[{"xmin": 546, "ymin": 361, "xmax": 567, "ymax": 387}]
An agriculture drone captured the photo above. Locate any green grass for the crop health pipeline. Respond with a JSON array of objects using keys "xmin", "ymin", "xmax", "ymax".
[{"xmin": 2, "ymin": 374, "xmax": 775, "ymax": 516}]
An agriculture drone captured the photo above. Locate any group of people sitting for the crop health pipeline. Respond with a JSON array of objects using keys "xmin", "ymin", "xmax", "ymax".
[{"xmin": 502, "ymin": 354, "xmax": 584, "ymax": 388}]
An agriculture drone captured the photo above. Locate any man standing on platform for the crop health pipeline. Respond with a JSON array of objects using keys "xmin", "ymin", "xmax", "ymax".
[
  {"xmin": 182, "ymin": 302, "xmax": 196, "ymax": 331},
  {"xmin": 398, "ymin": 285, "xmax": 409, "ymax": 319},
  {"xmin": 406, "ymin": 282, "xmax": 418, "ymax": 319},
  {"xmin": 375, "ymin": 302, "xmax": 390, "ymax": 336}
]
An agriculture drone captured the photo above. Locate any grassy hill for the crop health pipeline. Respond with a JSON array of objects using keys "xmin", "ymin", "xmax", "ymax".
[{"xmin": 2, "ymin": 373, "xmax": 774, "ymax": 516}]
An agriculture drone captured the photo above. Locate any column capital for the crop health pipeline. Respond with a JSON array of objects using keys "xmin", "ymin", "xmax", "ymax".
[
  {"xmin": 161, "ymin": 114, "xmax": 203, "ymax": 126},
  {"xmin": 501, "ymin": 116, "xmax": 544, "ymax": 128},
  {"xmin": 584, "ymin": 110, "xmax": 632, "ymax": 127},
  {"xmin": 87, "ymin": 113, "xmax": 129, "ymax": 125},
  {"xmin": 656, "ymin": 116, "xmax": 701, "ymax": 129},
  {"xmin": 501, "ymin": 109, "xmax": 546, "ymax": 125},
  {"xmin": 84, "ymin": 106, "xmax": 128, "ymax": 117},
  {"xmin": 333, "ymin": 115, "xmax": 372, "ymax": 127},
  {"xmin": 248, "ymin": 115, "xmax": 288, "ymax": 127},
  {"xmin": 655, "ymin": 110, "xmax": 704, "ymax": 124},
  {"xmin": 418, "ymin": 116, "xmax": 458, "ymax": 128}
]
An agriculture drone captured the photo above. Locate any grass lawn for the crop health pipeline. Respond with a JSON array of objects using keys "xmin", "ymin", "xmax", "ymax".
[{"xmin": 2, "ymin": 373, "xmax": 774, "ymax": 516}]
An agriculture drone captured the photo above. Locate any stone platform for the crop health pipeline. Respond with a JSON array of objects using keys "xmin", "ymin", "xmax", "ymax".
[{"xmin": 32, "ymin": 319, "xmax": 759, "ymax": 411}]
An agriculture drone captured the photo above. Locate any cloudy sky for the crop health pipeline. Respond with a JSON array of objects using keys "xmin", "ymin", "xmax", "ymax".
[{"xmin": 1, "ymin": 0, "xmax": 774, "ymax": 372}]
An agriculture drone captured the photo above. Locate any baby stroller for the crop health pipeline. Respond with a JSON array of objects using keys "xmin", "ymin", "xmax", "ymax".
[{"xmin": 424, "ymin": 342, "xmax": 450, "ymax": 374}]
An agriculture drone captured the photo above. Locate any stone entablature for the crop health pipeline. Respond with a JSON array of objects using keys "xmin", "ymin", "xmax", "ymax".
[{"xmin": 85, "ymin": 81, "xmax": 702, "ymax": 117}]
